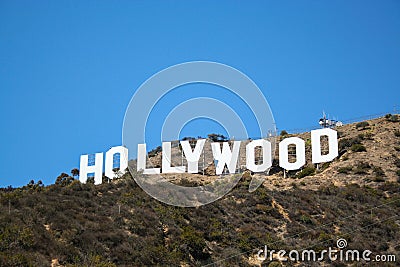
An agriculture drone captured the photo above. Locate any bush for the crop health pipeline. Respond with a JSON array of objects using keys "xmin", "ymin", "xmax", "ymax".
[
  {"xmin": 351, "ymin": 144, "xmax": 366, "ymax": 152},
  {"xmin": 207, "ymin": 133, "xmax": 227, "ymax": 142},
  {"xmin": 55, "ymin": 173, "xmax": 74, "ymax": 186},
  {"xmin": 0, "ymin": 253, "xmax": 31, "ymax": 267},
  {"xmin": 373, "ymin": 166, "xmax": 385, "ymax": 177},
  {"xmin": 356, "ymin": 121, "xmax": 369, "ymax": 129},
  {"xmin": 387, "ymin": 114, "xmax": 399, "ymax": 122},
  {"xmin": 357, "ymin": 162, "xmax": 371, "ymax": 169},
  {"xmin": 395, "ymin": 130, "xmax": 400, "ymax": 137},
  {"xmin": 354, "ymin": 168, "xmax": 367, "ymax": 175},
  {"xmin": 339, "ymin": 137, "xmax": 362, "ymax": 152},
  {"xmin": 374, "ymin": 176, "xmax": 385, "ymax": 182},
  {"xmin": 395, "ymin": 158, "xmax": 400, "ymax": 168},
  {"xmin": 181, "ymin": 136, "xmax": 195, "ymax": 141},
  {"xmin": 280, "ymin": 130, "xmax": 288, "ymax": 136},
  {"xmin": 180, "ymin": 226, "xmax": 208, "ymax": 260},
  {"xmin": 354, "ymin": 162, "xmax": 371, "ymax": 175},
  {"xmin": 0, "ymin": 225, "xmax": 34, "ymax": 250},
  {"xmin": 373, "ymin": 166, "xmax": 385, "ymax": 182},
  {"xmin": 338, "ymin": 166, "xmax": 352, "ymax": 174},
  {"xmin": 365, "ymin": 131, "xmax": 374, "ymax": 140},
  {"xmin": 296, "ymin": 166, "xmax": 315, "ymax": 178},
  {"xmin": 305, "ymin": 138, "xmax": 311, "ymax": 147},
  {"xmin": 148, "ymin": 146, "xmax": 161, "ymax": 157},
  {"xmin": 300, "ymin": 214, "xmax": 313, "ymax": 224}
]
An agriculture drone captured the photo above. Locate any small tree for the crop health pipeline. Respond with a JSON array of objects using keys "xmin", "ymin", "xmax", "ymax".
[
  {"xmin": 351, "ymin": 144, "xmax": 367, "ymax": 152},
  {"xmin": 181, "ymin": 136, "xmax": 195, "ymax": 141},
  {"xmin": 355, "ymin": 121, "xmax": 369, "ymax": 130},
  {"xmin": 296, "ymin": 166, "xmax": 316, "ymax": 178},
  {"xmin": 86, "ymin": 176, "xmax": 95, "ymax": 184},
  {"xmin": 207, "ymin": 133, "xmax": 228, "ymax": 142},
  {"xmin": 102, "ymin": 174, "xmax": 111, "ymax": 184},
  {"xmin": 55, "ymin": 173, "xmax": 74, "ymax": 186},
  {"xmin": 387, "ymin": 114, "xmax": 399, "ymax": 122},
  {"xmin": 71, "ymin": 168, "xmax": 79, "ymax": 178},
  {"xmin": 148, "ymin": 146, "xmax": 162, "ymax": 157}
]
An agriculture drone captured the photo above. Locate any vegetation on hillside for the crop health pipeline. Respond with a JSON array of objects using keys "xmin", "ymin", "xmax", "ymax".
[
  {"xmin": 0, "ymin": 116, "xmax": 399, "ymax": 266},
  {"xmin": 1, "ymin": 173, "xmax": 399, "ymax": 266}
]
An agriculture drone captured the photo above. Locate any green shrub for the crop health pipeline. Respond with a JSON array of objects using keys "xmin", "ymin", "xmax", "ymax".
[
  {"xmin": 395, "ymin": 158, "xmax": 400, "ymax": 168},
  {"xmin": 148, "ymin": 146, "xmax": 161, "ymax": 157},
  {"xmin": 339, "ymin": 137, "xmax": 362, "ymax": 152},
  {"xmin": 84, "ymin": 254, "xmax": 117, "ymax": 267},
  {"xmin": 354, "ymin": 162, "xmax": 371, "ymax": 175},
  {"xmin": 372, "ymin": 166, "xmax": 385, "ymax": 182},
  {"xmin": 356, "ymin": 121, "xmax": 369, "ymax": 129},
  {"xmin": 280, "ymin": 130, "xmax": 288, "ymax": 136},
  {"xmin": 55, "ymin": 173, "xmax": 74, "ymax": 186},
  {"xmin": 351, "ymin": 144, "xmax": 366, "ymax": 152},
  {"xmin": 305, "ymin": 138, "xmax": 311, "ymax": 147},
  {"xmin": 365, "ymin": 131, "xmax": 374, "ymax": 140},
  {"xmin": 320, "ymin": 162, "xmax": 331, "ymax": 171},
  {"xmin": 0, "ymin": 253, "xmax": 31, "ymax": 267},
  {"xmin": 387, "ymin": 114, "xmax": 399, "ymax": 122},
  {"xmin": 0, "ymin": 225, "xmax": 34, "ymax": 250},
  {"xmin": 357, "ymin": 162, "xmax": 371, "ymax": 169},
  {"xmin": 395, "ymin": 130, "xmax": 400, "ymax": 137},
  {"xmin": 86, "ymin": 176, "xmax": 95, "ymax": 184},
  {"xmin": 296, "ymin": 166, "xmax": 316, "ymax": 178},
  {"xmin": 374, "ymin": 176, "xmax": 385, "ymax": 182},
  {"xmin": 338, "ymin": 166, "xmax": 352, "ymax": 174},
  {"xmin": 178, "ymin": 178, "xmax": 199, "ymax": 187},
  {"xmin": 300, "ymin": 214, "xmax": 313, "ymax": 224},
  {"xmin": 180, "ymin": 226, "xmax": 208, "ymax": 260},
  {"xmin": 354, "ymin": 168, "xmax": 367, "ymax": 175},
  {"xmin": 396, "ymin": 170, "xmax": 400, "ymax": 177},
  {"xmin": 208, "ymin": 219, "xmax": 227, "ymax": 242},
  {"xmin": 208, "ymin": 133, "xmax": 227, "ymax": 142},
  {"xmin": 373, "ymin": 166, "xmax": 385, "ymax": 177}
]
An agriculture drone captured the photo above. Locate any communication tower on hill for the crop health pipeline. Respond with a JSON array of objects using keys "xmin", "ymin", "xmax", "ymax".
[{"xmin": 319, "ymin": 111, "xmax": 343, "ymax": 128}]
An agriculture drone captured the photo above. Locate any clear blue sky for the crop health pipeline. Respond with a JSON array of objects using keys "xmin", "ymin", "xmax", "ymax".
[{"xmin": 1, "ymin": 1, "xmax": 399, "ymax": 187}]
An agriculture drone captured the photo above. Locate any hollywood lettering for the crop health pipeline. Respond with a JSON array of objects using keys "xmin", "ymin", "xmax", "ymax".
[{"xmin": 79, "ymin": 128, "xmax": 338, "ymax": 185}]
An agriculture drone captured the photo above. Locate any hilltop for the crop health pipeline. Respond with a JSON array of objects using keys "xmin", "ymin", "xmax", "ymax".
[{"xmin": 0, "ymin": 115, "xmax": 399, "ymax": 266}]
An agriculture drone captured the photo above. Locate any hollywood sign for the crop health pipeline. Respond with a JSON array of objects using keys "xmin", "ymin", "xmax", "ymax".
[{"xmin": 80, "ymin": 128, "xmax": 338, "ymax": 185}]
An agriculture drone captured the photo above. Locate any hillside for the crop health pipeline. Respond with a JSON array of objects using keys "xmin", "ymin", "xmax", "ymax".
[{"xmin": 0, "ymin": 115, "xmax": 399, "ymax": 267}]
